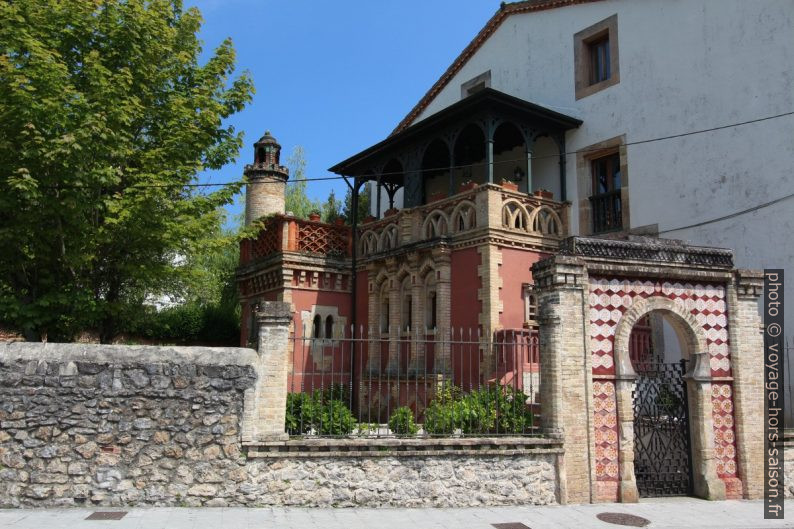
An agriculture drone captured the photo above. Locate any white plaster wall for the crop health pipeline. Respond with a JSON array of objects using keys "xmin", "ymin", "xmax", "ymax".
[{"xmin": 412, "ymin": 0, "xmax": 794, "ymax": 332}]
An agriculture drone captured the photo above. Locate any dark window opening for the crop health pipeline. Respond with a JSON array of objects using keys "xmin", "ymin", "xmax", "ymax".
[
  {"xmin": 429, "ymin": 292, "xmax": 437, "ymax": 329},
  {"xmin": 312, "ymin": 314, "xmax": 322, "ymax": 339},
  {"xmin": 325, "ymin": 315, "xmax": 334, "ymax": 340},
  {"xmin": 589, "ymin": 152, "xmax": 622, "ymax": 233},
  {"xmin": 589, "ymin": 35, "xmax": 610, "ymax": 85}
]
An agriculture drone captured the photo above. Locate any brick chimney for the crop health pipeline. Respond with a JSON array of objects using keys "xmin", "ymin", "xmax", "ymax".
[{"xmin": 244, "ymin": 131, "xmax": 289, "ymax": 225}]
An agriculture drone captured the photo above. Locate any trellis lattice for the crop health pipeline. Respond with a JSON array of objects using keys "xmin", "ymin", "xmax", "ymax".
[{"xmin": 297, "ymin": 221, "xmax": 348, "ymax": 256}]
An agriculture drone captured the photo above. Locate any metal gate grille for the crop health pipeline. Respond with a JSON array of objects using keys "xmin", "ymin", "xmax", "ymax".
[{"xmin": 632, "ymin": 359, "xmax": 692, "ymax": 497}]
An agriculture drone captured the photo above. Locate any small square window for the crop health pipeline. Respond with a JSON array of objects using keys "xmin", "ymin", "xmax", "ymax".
[{"xmin": 574, "ymin": 15, "xmax": 619, "ymax": 99}]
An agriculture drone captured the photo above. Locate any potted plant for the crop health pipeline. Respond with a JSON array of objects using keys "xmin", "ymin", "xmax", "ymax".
[
  {"xmin": 308, "ymin": 212, "xmax": 321, "ymax": 222},
  {"xmin": 459, "ymin": 180, "xmax": 478, "ymax": 192},
  {"xmin": 384, "ymin": 208, "xmax": 399, "ymax": 217},
  {"xmin": 533, "ymin": 189, "xmax": 553, "ymax": 199},
  {"xmin": 501, "ymin": 179, "xmax": 519, "ymax": 192}
]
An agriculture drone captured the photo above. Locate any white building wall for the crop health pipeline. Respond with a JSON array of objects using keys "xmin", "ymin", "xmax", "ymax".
[{"xmin": 411, "ymin": 0, "xmax": 794, "ymax": 333}]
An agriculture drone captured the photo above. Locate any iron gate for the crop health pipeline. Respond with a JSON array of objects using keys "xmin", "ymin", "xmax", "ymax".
[{"xmin": 632, "ymin": 359, "xmax": 693, "ymax": 497}]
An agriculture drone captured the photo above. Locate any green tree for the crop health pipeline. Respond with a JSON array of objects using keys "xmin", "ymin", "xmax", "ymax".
[
  {"xmin": 321, "ymin": 189, "xmax": 342, "ymax": 223},
  {"xmin": 342, "ymin": 183, "xmax": 372, "ymax": 225},
  {"xmin": 0, "ymin": 0, "xmax": 254, "ymax": 342},
  {"xmin": 284, "ymin": 146, "xmax": 322, "ymax": 219}
]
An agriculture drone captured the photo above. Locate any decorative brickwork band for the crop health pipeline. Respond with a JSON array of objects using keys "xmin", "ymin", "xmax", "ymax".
[{"xmin": 559, "ymin": 235, "xmax": 734, "ymax": 268}]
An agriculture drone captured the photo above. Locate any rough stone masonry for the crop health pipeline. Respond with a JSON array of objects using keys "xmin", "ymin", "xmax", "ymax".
[{"xmin": 0, "ymin": 342, "xmax": 558, "ymax": 508}]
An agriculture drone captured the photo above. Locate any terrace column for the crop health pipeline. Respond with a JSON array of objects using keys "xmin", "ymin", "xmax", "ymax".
[
  {"xmin": 555, "ymin": 133, "xmax": 567, "ymax": 202},
  {"xmin": 486, "ymin": 124, "xmax": 495, "ymax": 184},
  {"xmin": 532, "ymin": 255, "xmax": 594, "ymax": 504},
  {"xmin": 726, "ymin": 269, "xmax": 765, "ymax": 499},
  {"xmin": 525, "ymin": 145, "xmax": 533, "ymax": 194},
  {"xmin": 376, "ymin": 173, "xmax": 383, "ymax": 218},
  {"xmin": 244, "ymin": 301, "xmax": 293, "ymax": 442}
]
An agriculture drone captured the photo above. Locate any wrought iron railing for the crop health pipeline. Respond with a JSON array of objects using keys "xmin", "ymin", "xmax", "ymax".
[
  {"xmin": 286, "ymin": 326, "xmax": 541, "ymax": 438},
  {"xmin": 589, "ymin": 190, "xmax": 622, "ymax": 233}
]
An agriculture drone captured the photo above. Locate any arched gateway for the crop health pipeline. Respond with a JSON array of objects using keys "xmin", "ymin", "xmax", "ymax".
[{"xmin": 531, "ymin": 236, "xmax": 765, "ymax": 504}]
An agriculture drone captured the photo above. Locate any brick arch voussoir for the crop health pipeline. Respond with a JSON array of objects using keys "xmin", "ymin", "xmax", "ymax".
[{"xmin": 612, "ymin": 295, "xmax": 708, "ymax": 376}]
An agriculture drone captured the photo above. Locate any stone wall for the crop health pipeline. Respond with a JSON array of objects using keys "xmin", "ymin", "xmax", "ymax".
[
  {"xmin": 0, "ymin": 343, "xmax": 258, "ymax": 507},
  {"xmin": 0, "ymin": 342, "xmax": 561, "ymax": 508},
  {"xmin": 240, "ymin": 452, "xmax": 557, "ymax": 508}
]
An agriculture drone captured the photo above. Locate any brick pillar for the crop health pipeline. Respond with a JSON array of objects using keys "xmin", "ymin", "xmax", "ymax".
[
  {"xmin": 435, "ymin": 248, "xmax": 452, "ymax": 375},
  {"xmin": 533, "ymin": 255, "xmax": 594, "ymax": 504},
  {"xmin": 251, "ymin": 301, "xmax": 292, "ymax": 441},
  {"xmin": 726, "ymin": 269, "xmax": 765, "ymax": 499}
]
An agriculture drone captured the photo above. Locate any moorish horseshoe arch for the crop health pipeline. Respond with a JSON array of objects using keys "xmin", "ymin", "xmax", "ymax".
[{"xmin": 611, "ymin": 296, "xmax": 724, "ymax": 502}]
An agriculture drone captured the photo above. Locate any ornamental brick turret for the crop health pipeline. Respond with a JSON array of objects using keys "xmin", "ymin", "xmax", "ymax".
[{"xmin": 244, "ymin": 131, "xmax": 289, "ymax": 225}]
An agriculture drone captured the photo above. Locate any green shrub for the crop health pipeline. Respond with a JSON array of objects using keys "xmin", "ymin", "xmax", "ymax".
[
  {"xmin": 423, "ymin": 384, "xmax": 533, "ymax": 435},
  {"xmin": 285, "ymin": 392, "xmax": 314, "ymax": 435},
  {"xmin": 312, "ymin": 399, "xmax": 356, "ymax": 436},
  {"xmin": 388, "ymin": 406, "xmax": 418, "ymax": 436},
  {"xmin": 284, "ymin": 389, "xmax": 355, "ymax": 436}
]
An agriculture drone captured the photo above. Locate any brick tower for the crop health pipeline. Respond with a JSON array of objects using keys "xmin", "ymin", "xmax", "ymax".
[{"xmin": 244, "ymin": 131, "xmax": 289, "ymax": 225}]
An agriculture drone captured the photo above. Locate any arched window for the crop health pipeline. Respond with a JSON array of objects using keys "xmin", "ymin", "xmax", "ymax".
[
  {"xmin": 523, "ymin": 284, "xmax": 538, "ymax": 328},
  {"xmin": 325, "ymin": 315, "xmax": 334, "ymax": 340},
  {"xmin": 401, "ymin": 276, "xmax": 413, "ymax": 332},
  {"xmin": 312, "ymin": 314, "xmax": 322, "ymax": 339}
]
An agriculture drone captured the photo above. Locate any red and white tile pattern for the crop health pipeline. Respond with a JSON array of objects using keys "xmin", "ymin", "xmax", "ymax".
[
  {"xmin": 588, "ymin": 277, "xmax": 738, "ymax": 494},
  {"xmin": 593, "ymin": 380, "xmax": 619, "ymax": 488}
]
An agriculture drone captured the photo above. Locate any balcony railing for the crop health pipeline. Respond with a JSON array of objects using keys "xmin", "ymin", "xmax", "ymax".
[
  {"xmin": 240, "ymin": 215, "xmax": 351, "ymax": 266},
  {"xmin": 358, "ymin": 183, "xmax": 569, "ymax": 258},
  {"xmin": 589, "ymin": 190, "xmax": 622, "ymax": 234}
]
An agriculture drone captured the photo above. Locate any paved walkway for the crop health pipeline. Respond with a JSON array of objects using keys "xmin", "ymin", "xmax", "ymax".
[{"xmin": 0, "ymin": 499, "xmax": 792, "ymax": 529}]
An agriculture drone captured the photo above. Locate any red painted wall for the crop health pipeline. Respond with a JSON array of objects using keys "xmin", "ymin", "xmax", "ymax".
[
  {"xmin": 499, "ymin": 247, "xmax": 547, "ymax": 329},
  {"xmin": 355, "ymin": 270, "xmax": 369, "ymax": 336},
  {"xmin": 291, "ymin": 289, "xmax": 352, "ymax": 339},
  {"xmin": 450, "ymin": 247, "xmax": 481, "ymax": 332}
]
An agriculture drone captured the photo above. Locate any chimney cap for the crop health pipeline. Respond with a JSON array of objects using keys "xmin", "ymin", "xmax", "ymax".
[{"xmin": 255, "ymin": 130, "xmax": 280, "ymax": 146}]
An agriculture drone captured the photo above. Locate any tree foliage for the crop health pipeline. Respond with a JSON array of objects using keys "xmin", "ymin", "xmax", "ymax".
[
  {"xmin": 0, "ymin": 0, "xmax": 254, "ymax": 342},
  {"xmin": 342, "ymin": 183, "xmax": 372, "ymax": 225},
  {"xmin": 284, "ymin": 146, "xmax": 344, "ymax": 224},
  {"xmin": 283, "ymin": 146, "xmax": 320, "ymax": 220}
]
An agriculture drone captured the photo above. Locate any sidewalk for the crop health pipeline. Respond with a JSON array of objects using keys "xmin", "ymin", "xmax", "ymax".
[{"xmin": 0, "ymin": 498, "xmax": 792, "ymax": 529}]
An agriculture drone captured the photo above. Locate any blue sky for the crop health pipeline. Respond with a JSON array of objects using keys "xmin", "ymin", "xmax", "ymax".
[{"xmin": 185, "ymin": 0, "xmax": 500, "ymax": 225}]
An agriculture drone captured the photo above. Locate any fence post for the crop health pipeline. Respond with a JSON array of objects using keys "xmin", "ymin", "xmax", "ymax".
[{"xmin": 252, "ymin": 301, "xmax": 293, "ymax": 441}]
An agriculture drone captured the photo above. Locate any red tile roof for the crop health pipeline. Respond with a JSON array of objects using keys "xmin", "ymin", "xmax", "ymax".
[{"xmin": 391, "ymin": 0, "xmax": 604, "ymax": 135}]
